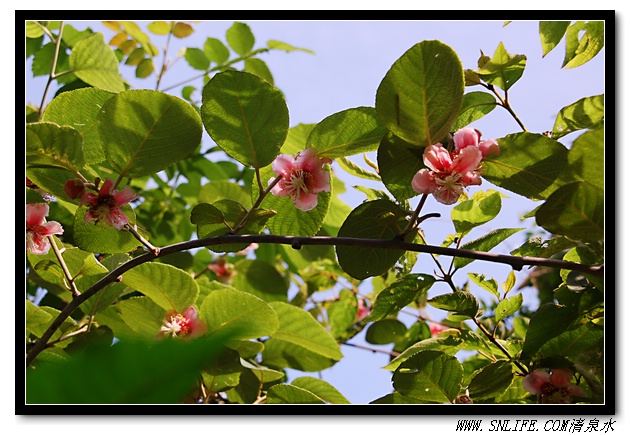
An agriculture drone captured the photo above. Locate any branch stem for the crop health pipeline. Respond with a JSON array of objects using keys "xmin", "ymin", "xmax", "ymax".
[{"xmin": 47, "ymin": 235, "xmax": 80, "ymax": 297}]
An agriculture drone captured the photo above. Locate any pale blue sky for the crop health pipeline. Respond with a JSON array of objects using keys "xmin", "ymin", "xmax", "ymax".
[{"xmin": 25, "ymin": 19, "xmax": 606, "ymax": 405}]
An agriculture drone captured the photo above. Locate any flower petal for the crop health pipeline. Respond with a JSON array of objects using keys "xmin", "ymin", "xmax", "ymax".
[
  {"xmin": 423, "ymin": 144, "xmax": 452, "ymax": 172},
  {"xmin": 453, "ymin": 127, "xmax": 480, "ymax": 150},
  {"xmin": 113, "ymin": 185, "xmax": 138, "ymax": 206},
  {"xmin": 451, "ymin": 146, "xmax": 482, "ymax": 174},
  {"xmin": 38, "ymin": 221, "xmax": 64, "ymax": 237},
  {"xmin": 271, "ymin": 154, "xmax": 294, "ymax": 175},
  {"xmin": 26, "ymin": 231, "xmax": 50, "ymax": 255},
  {"xmin": 295, "ymin": 148, "xmax": 320, "ymax": 172},
  {"xmin": 294, "ymin": 193, "xmax": 319, "ymax": 211},
  {"xmin": 26, "ymin": 203, "xmax": 49, "ymax": 228},
  {"xmin": 522, "ymin": 370, "xmax": 551, "ymax": 395},
  {"xmin": 310, "ymin": 168, "xmax": 331, "ymax": 193},
  {"xmin": 104, "ymin": 207, "xmax": 130, "ymax": 230},
  {"xmin": 412, "ymin": 169, "xmax": 436, "ymax": 194},
  {"xmin": 479, "ymin": 138, "xmax": 500, "ymax": 157}
]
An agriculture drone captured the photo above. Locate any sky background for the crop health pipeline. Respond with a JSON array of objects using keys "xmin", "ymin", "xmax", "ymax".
[{"xmin": 18, "ymin": 10, "xmax": 618, "ymax": 433}]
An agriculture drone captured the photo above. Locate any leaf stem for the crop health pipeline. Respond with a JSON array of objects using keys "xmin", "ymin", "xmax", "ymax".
[
  {"xmin": 155, "ymin": 21, "xmax": 174, "ymax": 91},
  {"xmin": 400, "ymin": 193, "xmax": 428, "ymax": 239},
  {"xmin": 124, "ymin": 223, "xmax": 160, "ymax": 256},
  {"xmin": 484, "ymin": 84, "xmax": 528, "ymax": 132},
  {"xmin": 231, "ymin": 174, "xmax": 282, "ymax": 234},
  {"xmin": 37, "ymin": 21, "xmax": 65, "ymax": 120},
  {"xmin": 47, "ymin": 235, "xmax": 80, "ymax": 297}
]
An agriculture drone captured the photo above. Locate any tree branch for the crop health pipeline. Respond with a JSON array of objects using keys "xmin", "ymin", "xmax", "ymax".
[{"xmin": 25, "ymin": 233, "xmax": 603, "ymax": 368}]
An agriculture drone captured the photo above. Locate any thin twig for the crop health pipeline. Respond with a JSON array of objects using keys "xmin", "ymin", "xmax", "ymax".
[{"xmin": 47, "ymin": 235, "xmax": 80, "ymax": 297}]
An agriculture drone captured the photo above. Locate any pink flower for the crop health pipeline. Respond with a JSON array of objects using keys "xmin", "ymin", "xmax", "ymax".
[
  {"xmin": 429, "ymin": 322, "xmax": 450, "ymax": 337},
  {"xmin": 411, "ymin": 128, "xmax": 498, "ymax": 205},
  {"xmin": 208, "ymin": 257, "xmax": 235, "ymax": 284},
  {"xmin": 64, "ymin": 178, "xmax": 86, "ymax": 200},
  {"xmin": 356, "ymin": 298, "xmax": 371, "ymax": 321},
  {"xmin": 80, "ymin": 179, "xmax": 138, "ymax": 229},
  {"xmin": 26, "ymin": 203, "xmax": 64, "ymax": 255},
  {"xmin": 159, "ymin": 306, "xmax": 207, "ymax": 339},
  {"xmin": 522, "ymin": 369, "xmax": 587, "ymax": 404},
  {"xmin": 269, "ymin": 149, "xmax": 331, "ymax": 212}
]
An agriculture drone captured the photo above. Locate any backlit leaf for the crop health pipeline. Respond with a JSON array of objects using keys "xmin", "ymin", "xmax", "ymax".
[
  {"xmin": 453, "ymin": 228, "xmax": 523, "ymax": 269},
  {"xmin": 377, "ymin": 133, "xmax": 426, "ymax": 202},
  {"xmin": 70, "ymin": 33, "xmax": 125, "ymax": 93},
  {"xmin": 552, "ymin": 95, "xmax": 604, "ymax": 139},
  {"xmin": 376, "ymin": 40, "xmax": 464, "ymax": 146},
  {"xmin": 226, "ymin": 22, "xmax": 254, "ymax": 55},
  {"xmin": 266, "ymin": 384, "xmax": 325, "ymax": 404},
  {"xmin": 428, "ymin": 292, "xmax": 480, "ymax": 318},
  {"xmin": 451, "ymin": 91, "xmax": 497, "ymax": 131},
  {"xmin": 366, "ymin": 273, "xmax": 435, "ymax": 322},
  {"xmin": 451, "ymin": 191, "xmax": 502, "ymax": 235},
  {"xmin": 477, "ymin": 42, "xmax": 526, "ymax": 91},
  {"xmin": 539, "ymin": 21, "xmax": 571, "ymax": 57}
]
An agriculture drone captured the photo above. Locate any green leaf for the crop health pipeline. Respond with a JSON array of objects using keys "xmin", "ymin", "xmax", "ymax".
[
  {"xmin": 232, "ymin": 259, "xmax": 288, "ymax": 302},
  {"xmin": 99, "ymin": 90, "xmax": 203, "ymax": 178},
  {"xmin": 147, "ymin": 21, "xmax": 172, "ymax": 35},
  {"xmin": 69, "ymin": 33, "xmax": 125, "ymax": 93},
  {"xmin": 201, "ymin": 348, "xmax": 242, "ymax": 392},
  {"xmin": 370, "ymin": 392, "xmax": 425, "ymax": 404},
  {"xmin": 393, "ymin": 350, "xmax": 463, "ymax": 403},
  {"xmin": 477, "ymin": 42, "xmax": 526, "ymax": 91},
  {"xmin": 563, "ymin": 21, "xmax": 604, "ymax": 69},
  {"xmin": 204, "ymin": 37, "xmax": 230, "ymax": 64},
  {"xmin": 198, "ymin": 180, "xmax": 252, "ymax": 208},
  {"xmin": 201, "ymin": 70, "xmax": 289, "ymax": 168},
  {"xmin": 552, "ymin": 95, "xmax": 604, "ymax": 139},
  {"xmin": 267, "ymin": 39, "xmax": 315, "ymax": 54},
  {"xmin": 365, "ymin": 319, "xmax": 407, "ymax": 345},
  {"xmin": 122, "ymin": 262, "xmax": 199, "ymax": 312},
  {"xmin": 42, "ymin": 88, "xmax": 116, "ymax": 165},
  {"xmin": 453, "ymin": 228, "xmax": 523, "ymax": 269},
  {"xmin": 115, "ymin": 296, "xmax": 165, "ymax": 339},
  {"xmin": 244, "ymin": 58, "xmax": 274, "ymax": 84},
  {"xmin": 451, "ymin": 191, "xmax": 502, "ymax": 235},
  {"xmin": 482, "ymin": 132, "xmax": 572, "ymax": 200},
  {"xmin": 467, "ymin": 273, "xmax": 500, "ymax": 299},
  {"xmin": 254, "ymin": 164, "xmax": 331, "ymax": 236},
  {"xmin": 495, "ymin": 293, "xmax": 523, "ymax": 323},
  {"xmin": 26, "ymin": 122, "xmax": 85, "ymax": 172},
  {"xmin": 567, "ymin": 127, "xmax": 604, "ymax": 190},
  {"xmin": 521, "ymin": 303, "xmax": 577, "ymax": 360},
  {"xmin": 451, "ymin": 91, "xmax": 497, "ymax": 131},
  {"xmin": 366, "ymin": 273, "xmax": 435, "ymax": 322},
  {"xmin": 184, "ymin": 47, "xmax": 210, "ymax": 70},
  {"xmin": 383, "ymin": 333, "xmax": 466, "ymax": 371},
  {"xmin": 226, "ymin": 22, "xmax": 255, "ymax": 55},
  {"xmin": 468, "ymin": 361, "xmax": 514, "ymax": 400},
  {"xmin": 267, "ymin": 384, "xmax": 325, "ymax": 404},
  {"xmin": 199, "ymin": 289, "xmax": 279, "ymax": 340},
  {"xmin": 376, "ymin": 40, "xmax": 464, "ymax": 146},
  {"xmin": 306, "ymin": 107, "xmax": 388, "ymax": 158},
  {"xmin": 539, "ymin": 21, "xmax": 571, "ymax": 57},
  {"xmin": 377, "ymin": 133, "xmax": 426, "ymax": 201},
  {"xmin": 172, "ymin": 22, "xmax": 194, "ymax": 39},
  {"xmin": 326, "ymin": 289, "xmax": 358, "ymax": 340},
  {"xmin": 336, "ymin": 199, "xmax": 411, "ymax": 279},
  {"xmin": 262, "ymin": 302, "xmax": 343, "ymax": 371},
  {"xmin": 428, "ymin": 292, "xmax": 479, "ymax": 318},
  {"xmin": 73, "ymin": 205, "xmax": 142, "ymax": 254},
  {"xmin": 539, "ymin": 321, "xmax": 604, "ymax": 359},
  {"xmin": 291, "ymin": 377, "xmax": 351, "ymax": 404},
  {"xmin": 26, "ymin": 21, "xmax": 45, "ymax": 38},
  {"xmin": 27, "ymin": 335, "xmax": 237, "ymax": 404},
  {"xmin": 535, "ymin": 181, "xmax": 604, "ymax": 242},
  {"xmin": 239, "ymin": 359, "xmax": 285, "ymax": 383},
  {"xmin": 26, "ymin": 300, "xmax": 54, "ymax": 337}
]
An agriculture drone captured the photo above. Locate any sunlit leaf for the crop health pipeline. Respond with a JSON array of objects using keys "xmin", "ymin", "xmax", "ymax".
[
  {"xmin": 377, "ymin": 133, "xmax": 426, "ymax": 202},
  {"xmin": 244, "ymin": 58, "xmax": 274, "ymax": 84},
  {"xmin": 185, "ymin": 47, "xmax": 210, "ymax": 70},
  {"xmin": 201, "ymin": 70, "xmax": 289, "ymax": 168},
  {"xmin": 552, "ymin": 95, "xmax": 604, "ymax": 139},
  {"xmin": 539, "ymin": 21, "xmax": 571, "ymax": 57},
  {"xmin": 232, "ymin": 259, "xmax": 288, "ymax": 302},
  {"xmin": 72, "ymin": 205, "xmax": 142, "ymax": 254},
  {"xmin": 376, "ymin": 40, "xmax": 464, "ymax": 146},
  {"xmin": 451, "ymin": 191, "xmax": 502, "ymax": 235},
  {"xmin": 291, "ymin": 377, "xmax": 351, "ymax": 404},
  {"xmin": 366, "ymin": 273, "xmax": 435, "ymax": 322},
  {"xmin": 477, "ymin": 42, "xmax": 526, "ymax": 91},
  {"xmin": 267, "ymin": 384, "xmax": 325, "ymax": 404},
  {"xmin": 226, "ymin": 22, "xmax": 255, "ymax": 55},
  {"xmin": 393, "ymin": 350, "xmax": 463, "ymax": 403},
  {"xmin": 267, "ymin": 39, "xmax": 315, "ymax": 54},
  {"xmin": 428, "ymin": 292, "xmax": 480, "ymax": 318},
  {"xmin": 563, "ymin": 21, "xmax": 604, "ymax": 69},
  {"xmin": 451, "ymin": 91, "xmax": 497, "ymax": 131},
  {"xmin": 70, "ymin": 33, "xmax": 125, "ymax": 93},
  {"xmin": 365, "ymin": 319, "xmax": 407, "ymax": 345},
  {"xmin": 495, "ymin": 293, "xmax": 523, "ymax": 323}
]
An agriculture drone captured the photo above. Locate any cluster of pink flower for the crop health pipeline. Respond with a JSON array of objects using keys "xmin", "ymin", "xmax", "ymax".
[
  {"xmin": 25, "ymin": 203, "xmax": 64, "ymax": 255},
  {"xmin": 412, "ymin": 128, "xmax": 499, "ymax": 205},
  {"xmin": 66, "ymin": 178, "xmax": 138, "ymax": 230},
  {"xmin": 269, "ymin": 149, "xmax": 332, "ymax": 212},
  {"xmin": 522, "ymin": 368, "xmax": 586, "ymax": 404}
]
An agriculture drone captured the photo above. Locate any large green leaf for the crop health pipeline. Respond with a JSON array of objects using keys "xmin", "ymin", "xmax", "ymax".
[
  {"xmin": 291, "ymin": 377, "xmax": 351, "ymax": 404},
  {"xmin": 451, "ymin": 91, "xmax": 497, "ymax": 131},
  {"xmin": 26, "ymin": 122, "xmax": 85, "ymax": 172},
  {"xmin": 336, "ymin": 199, "xmax": 411, "ymax": 279},
  {"xmin": 467, "ymin": 361, "xmax": 514, "ymax": 400},
  {"xmin": 306, "ymin": 107, "xmax": 388, "ymax": 158},
  {"xmin": 254, "ymin": 164, "xmax": 331, "ymax": 236},
  {"xmin": 122, "ymin": 263, "xmax": 199, "ymax": 312},
  {"xmin": 451, "ymin": 191, "xmax": 502, "ymax": 235},
  {"xmin": 552, "ymin": 95, "xmax": 604, "ymax": 139},
  {"xmin": 266, "ymin": 384, "xmax": 325, "ymax": 404},
  {"xmin": 365, "ymin": 319, "xmax": 407, "ymax": 345},
  {"xmin": 477, "ymin": 42, "xmax": 526, "ymax": 91},
  {"xmin": 393, "ymin": 350, "xmax": 463, "ymax": 403},
  {"xmin": 232, "ymin": 259, "xmax": 288, "ymax": 302},
  {"xmin": 535, "ymin": 181, "xmax": 604, "ymax": 242},
  {"xmin": 69, "ymin": 32, "xmax": 125, "ymax": 93},
  {"xmin": 428, "ymin": 292, "xmax": 480, "ymax": 318},
  {"xmin": 115, "ymin": 296, "xmax": 166, "ymax": 339},
  {"xmin": 563, "ymin": 21, "xmax": 605, "ymax": 69},
  {"xmin": 377, "ymin": 133, "xmax": 426, "ymax": 202},
  {"xmin": 376, "ymin": 40, "xmax": 464, "ymax": 146},
  {"xmin": 201, "ymin": 70, "xmax": 289, "ymax": 168},
  {"xmin": 567, "ymin": 126, "xmax": 604, "ymax": 190},
  {"xmin": 26, "ymin": 335, "xmax": 237, "ymax": 404},
  {"xmin": 42, "ymin": 88, "xmax": 115, "ymax": 164},
  {"xmin": 539, "ymin": 21, "xmax": 571, "ymax": 57},
  {"xmin": 366, "ymin": 273, "xmax": 435, "ymax": 322},
  {"xmin": 521, "ymin": 303, "xmax": 578, "ymax": 360},
  {"xmin": 539, "ymin": 321, "xmax": 604, "ymax": 359},
  {"xmin": 261, "ymin": 302, "xmax": 342, "ymax": 371},
  {"xmin": 98, "ymin": 90, "xmax": 202, "ymax": 178},
  {"xmin": 199, "ymin": 289, "xmax": 279, "ymax": 340},
  {"xmin": 482, "ymin": 132, "xmax": 572, "ymax": 200}
]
